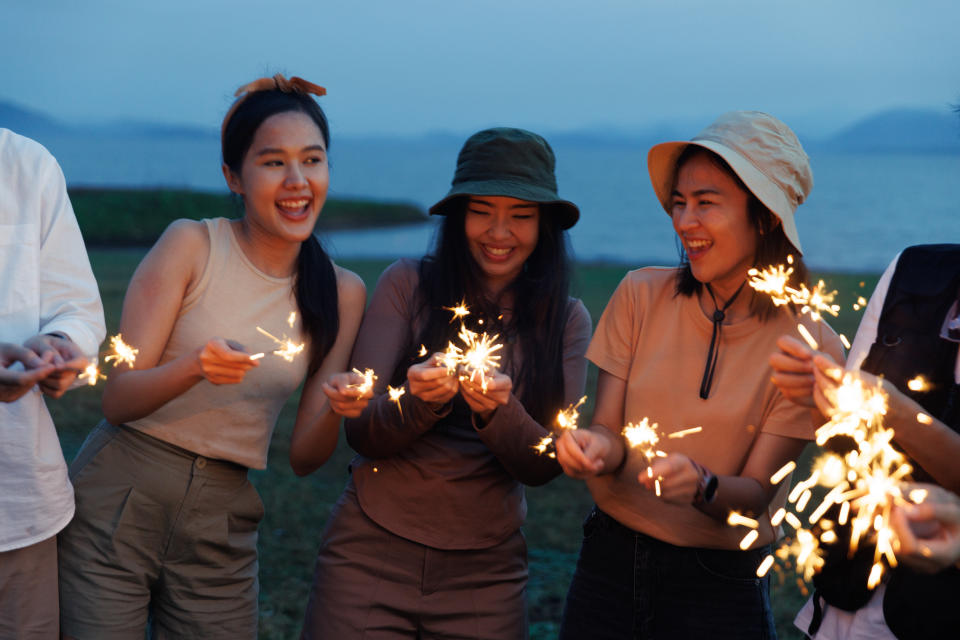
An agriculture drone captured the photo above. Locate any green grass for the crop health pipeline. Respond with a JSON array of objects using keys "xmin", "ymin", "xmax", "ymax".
[
  {"xmin": 68, "ymin": 187, "xmax": 427, "ymax": 246},
  {"xmin": 46, "ymin": 250, "xmax": 879, "ymax": 639}
]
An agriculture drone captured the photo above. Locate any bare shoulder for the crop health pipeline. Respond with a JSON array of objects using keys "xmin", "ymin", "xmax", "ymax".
[{"xmin": 134, "ymin": 219, "xmax": 210, "ymax": 287}]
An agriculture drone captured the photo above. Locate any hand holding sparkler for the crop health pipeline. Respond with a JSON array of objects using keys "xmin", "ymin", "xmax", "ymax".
[
  {"xmin": 407, "ymin": 353, "xmax": 459, "ymax": 406},
  {"xmin": 891, "ymin": 483, "xmax": 960, "ymax": 573},
  {"xmin": 0, "ymin": 342, "xmax": 57, "ymax": 402},
  {"xmin": 460, "ymin": 370, "xmax": 512, "ymax": 422},
  {"xmin": 640, "ymin": 454, "xmax": 703, "ymax": 504},
  {"xmin": 322, "ymin": 369, "xmax": 375, "ymax": 418},
  {"xmin": 22, "ymin": 333, "xmax": 90, "ymax": 398},
  {"xmin": 197, "ymin": 338, "xmax": 259, "ymax": 385},
  {"xmin": 556, "ymin": 427, "xmax": 621, "ymax": 478}
]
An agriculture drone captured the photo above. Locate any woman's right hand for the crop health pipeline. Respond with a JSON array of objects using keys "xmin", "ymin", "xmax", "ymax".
[
  {"xmin": 197, "ymin": 338, "xmax": 259, "ymax": 385},
  {"xmin": 322, "ymin": 371, "xmax": 373, "ymax": 417},
  {"xmin": 556, "ymin": 428, "xmax": 614, "ymax": 479},
  {"xmin": 407, "ymin": 353, "xmax": 458, "ymax": 405}
]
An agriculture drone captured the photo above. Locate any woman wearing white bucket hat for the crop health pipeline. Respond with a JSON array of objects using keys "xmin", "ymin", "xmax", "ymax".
[{"xmin": 555, "ymin": 111, "xmax": 844, "ymax": 638}]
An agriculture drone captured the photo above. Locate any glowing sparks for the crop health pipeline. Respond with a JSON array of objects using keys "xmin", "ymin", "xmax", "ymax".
[
  {"xmin": 907, "ymin": 375, "xmax": 931, "ymax": 392},
  {"xmin": 728, "ymin": 512, "xmax": 760, "ymax": 529},
  {"xmin": 757, "ymin": 555, "xmax": 776, "ymax": 577},
  {"xmin": 287, "ymin": 311, "xmax": 297, "ymax": 328},
  {"xmin": 418, "ymin": 344, "xmax": 428, "ymax": 357},
  {"xmin": 740, "ymin": 529, "xmax": 760, "ymax": 550},
  {"xmin": 256, "ymin": 326, "xmax": 305, "ymax": 363},
  {"xmin": 908, "ymin": 488, "xmax": 929, "ymax": 504},
  {"xmin": 747, "ymin": 261, "xmax": 840, "ymax": 321},
  {"xmin": 443, "ymin": 299, "xmax": 471, "ymax": 322},
  {"xmin": 667, "ymin": 426, "xmax": 703, "ymax": 439},
  {"xmin": 387, "ymin": 384, "xmax": 406, "ymax": 420},
  {"xmin": 622, "ymin": 418, "xmax": 665, "ymax": 460},
  {"xmin": 103, "ymin": 334, "xmax": 139, "ymax": 368},
  {"xmin": 853, "ymin": 296, "xmax": 868, "ymax": 311},
  {"xmin": 770, "ymin": 461, "xmax": 797, "ymax": 485},
  {"xmin": 457, "ymin": 325, "xmax": 503, "ymax": 393},
  {"xmin": 797, "ymin": 324, "xmax": 819, "ymax": 350},
  {"xmin": 745, "ymin": 372, "xmax": 916, "ymax": 590},
  {"xmin": 348, "ymin": 368, "xmax": 377, "ymax": 397},
  {"xmin": 533, "ymin": 396, "xmax": 589, "ymax": 459},
  {"xmin": 917, "ymin": 412, "xmax": 933, "ymax": 425},
  {"xmin": 840, "ymin": 334, "xmax": 851, "ymax": 350},
  {"xmin": 78, "ymin": 363, "xmax": 105, "ymax": 386}
]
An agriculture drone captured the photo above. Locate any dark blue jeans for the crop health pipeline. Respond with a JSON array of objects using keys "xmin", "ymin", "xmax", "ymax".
[{"xmin": 559, "ymin": 507, "xmax": 776, "ymax": 640}]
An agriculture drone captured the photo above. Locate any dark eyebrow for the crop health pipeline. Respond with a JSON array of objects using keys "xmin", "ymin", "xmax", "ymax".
[
  {"xmin": 671, "ymin": 188, "xmax": 722, "ymax": 198},
  {"xmin": 255, "ymin": 144, "xmax": 326, "ymax": 157}
]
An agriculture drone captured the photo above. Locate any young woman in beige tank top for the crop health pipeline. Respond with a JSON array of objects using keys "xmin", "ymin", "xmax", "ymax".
[{"xmin": 57, "ymin": 75, "xmax": 366, "ymax": 639}]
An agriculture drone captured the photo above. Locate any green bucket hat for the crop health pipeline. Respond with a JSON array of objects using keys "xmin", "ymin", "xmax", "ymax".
[{"xmin": 429, "ymin": 127, "xmax": 580, "ymax": 229}]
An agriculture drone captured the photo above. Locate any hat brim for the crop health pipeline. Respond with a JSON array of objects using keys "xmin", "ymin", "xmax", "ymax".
[
  {"xmin": 429, "ymin": 179, "xmax": 580, "ymax": 230},
  {"xmin": 647, "ymin": 140, "xmax": 803, "ymax": 255}
]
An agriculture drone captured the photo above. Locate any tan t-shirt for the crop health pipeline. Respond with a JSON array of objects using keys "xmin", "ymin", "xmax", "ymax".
[
  {"xmin": 127, "ymin": 218, "xmax": 308, "ymax": 469},
  {"xmin": 586, "ymin": 267, "xmax": 844, "ymax": 549}
]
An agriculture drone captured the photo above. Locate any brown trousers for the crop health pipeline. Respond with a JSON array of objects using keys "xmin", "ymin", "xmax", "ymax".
[
  {"xmin": 0, "ymin": 535, "xmax": 59, "ymax": 639},
  {"xmin": 300, "ymin": 483, "xmax": 529, "ymax": 640}
]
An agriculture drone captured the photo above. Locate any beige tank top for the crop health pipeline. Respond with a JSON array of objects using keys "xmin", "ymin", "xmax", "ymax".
[{"xmin": 128, "ymin": 217, "xmax": 309, "ymax": 469}]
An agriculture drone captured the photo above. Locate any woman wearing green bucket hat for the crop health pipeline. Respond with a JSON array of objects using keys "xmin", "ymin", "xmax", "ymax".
[
  {"xmin": 298, "ymin": 128, "xmax": 591, "ymax": 639},
  {"xmin": 555, "ymin": 111, "xmax": 845, "ymax": 638}
]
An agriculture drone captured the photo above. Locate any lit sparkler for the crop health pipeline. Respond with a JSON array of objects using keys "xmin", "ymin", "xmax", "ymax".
[
  {"xmin": 733, "ymin": 372, "xmax": 915, "ymax": 589},
  {"xmin": 907, "ymin": 375, "xmax": 931, "ymax": 392},
  {"xmin": 457, "ymin": 325, "xmax": 503, "ymax": 393},
  {"xmin": 533, "ymin": 396, "xmax": 587, "ymax": 458},
  {"xmin": 78, "ymin": 363, "xmax": 105, "ymax": 386},
  {"xmin": 387, "ymin": 385, "xmax": 406, "ymax": 420},
  {"xmin": 256, "ymin": 326, "xmax": 305, "ymax": 363},
  {"xmin": 443, "ymin": 299, "xmax": 471, "ymax": 322},
  {"xmin": 103, "ymin": 334, "xmax": 139, "ymax": 368},
  {"xmin": 747, "ymin": 258, "xmax": 840, "ymax": 321},
  {"xmin": 347, "ymin": 368, "xmax": 377, "ymax": 397}
]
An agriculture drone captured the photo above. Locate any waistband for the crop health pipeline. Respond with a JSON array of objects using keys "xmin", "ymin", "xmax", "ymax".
[{"xmin": 110, "ymin": 421, "xmax": 249, "ymax": 481}]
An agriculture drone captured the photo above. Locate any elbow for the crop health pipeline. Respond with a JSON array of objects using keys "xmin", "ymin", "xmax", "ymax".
[
  {"xmin": 101, "ymin": 389, "xmax": 130, "ymax": 426},
  {"xmin": 289, "ymin": 453, "xmax": 322, "ymax": 477}
]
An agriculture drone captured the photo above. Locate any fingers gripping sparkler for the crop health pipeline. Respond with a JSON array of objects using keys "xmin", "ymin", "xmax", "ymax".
[{"xmin": 533, "ymin": 396, "xmax": 587, "ymax": 458}]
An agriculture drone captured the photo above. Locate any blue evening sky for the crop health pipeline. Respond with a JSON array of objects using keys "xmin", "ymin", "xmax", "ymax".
[{"xmin": 4, "ymin": 0, "xmax": 958, "ymax": 137}]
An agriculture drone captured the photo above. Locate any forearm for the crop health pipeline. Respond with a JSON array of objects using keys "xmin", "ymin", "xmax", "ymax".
[
  {"xmin": 476, "ymin": 394, "xmax": 562, "ymax": 486},
  {"xmin": 290, "ymin": 403, "xmax": 341, "ymax": 476},
  {"xmin": 886, "ymin": 384, "xmax": 960, "ymax": 493},
  {"xmin": 101, "ymin": 350, "xmax": 203, "ymax": 424},
  {"xmin": 695, "ymin": 475, "xmax": 769, "ymax": 521},
  {"xmin": 592, "ymin": 423, "xmax": 626, "ymax": 474},
  {"xmin": 344, "ymin": 386, "xmax": 445, "ymax": 458}
]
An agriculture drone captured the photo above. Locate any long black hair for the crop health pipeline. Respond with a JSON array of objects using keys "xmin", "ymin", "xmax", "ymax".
[
  {"xmin": 408, "ymin": 199, "xmax": 573, "ymax": 426},
  {"xmin": 221, "ymin": 89, "xmax": 338, "ymax": 376},
  {"xmin": 672, "ymin": 146, "xmax": 809, "ymax": 321}
]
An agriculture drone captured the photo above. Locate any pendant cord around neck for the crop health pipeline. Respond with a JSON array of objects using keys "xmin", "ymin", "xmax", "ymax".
[{"xmin": 699, "ymin": 281, "xmax": 747, "ymax": 399}]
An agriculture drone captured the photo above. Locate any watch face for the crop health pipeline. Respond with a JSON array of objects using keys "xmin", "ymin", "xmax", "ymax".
[{"xmin": 704, "ymin": 474, "xmax": 719, "ymax": 503}]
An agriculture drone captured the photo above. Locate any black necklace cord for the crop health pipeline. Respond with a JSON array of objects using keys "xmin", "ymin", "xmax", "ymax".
[{"xmin": 699, "ymin": 281, "xmax": 748, "ymax": 399}]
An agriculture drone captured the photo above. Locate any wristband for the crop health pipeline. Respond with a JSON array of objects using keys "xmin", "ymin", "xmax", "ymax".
[{"xmin": 691, "ymin": 460, "xmax": 718, "ymax": 505}]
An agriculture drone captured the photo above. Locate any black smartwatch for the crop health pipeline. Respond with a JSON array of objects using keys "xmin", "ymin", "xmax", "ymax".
[{"xmin": 702, "ymin": 471, "xmax": 719, "ymax": 504}]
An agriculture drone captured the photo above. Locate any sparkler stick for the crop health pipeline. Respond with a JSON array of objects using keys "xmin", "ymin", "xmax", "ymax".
[{"xmin": 667, "ymin": 426, "xmax": 702, "ymax": 439}]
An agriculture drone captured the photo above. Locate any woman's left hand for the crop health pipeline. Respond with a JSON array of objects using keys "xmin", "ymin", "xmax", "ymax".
[
  {"xmin": 640, "ymin": 453, "xmax": 701, "ymax": 504},
  {"xmin": 459, "ymin": 370, "xmax": 512, "ymax": 422}
]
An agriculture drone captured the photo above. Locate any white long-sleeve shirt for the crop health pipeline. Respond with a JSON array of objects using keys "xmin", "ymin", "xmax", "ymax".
[{"xmin": 0, "ymin": 128, "xmax": 106, "ymax": 552}]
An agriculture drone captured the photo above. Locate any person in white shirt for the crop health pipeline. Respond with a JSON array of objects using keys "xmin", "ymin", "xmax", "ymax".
[{"xmin": 0, "ymin": 128, "xmax": 106, "ymax": 639}]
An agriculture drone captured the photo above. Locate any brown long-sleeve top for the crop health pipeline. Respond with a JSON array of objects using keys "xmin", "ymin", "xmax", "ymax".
[{"xmin": 345, "ymin": 259, "xmax": 591, "ymax": 550}]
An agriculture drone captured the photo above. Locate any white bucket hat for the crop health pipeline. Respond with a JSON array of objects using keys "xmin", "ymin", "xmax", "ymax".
[{"xmin": 647, "ymin": 111, "xmax": 813, "ymax": 254}]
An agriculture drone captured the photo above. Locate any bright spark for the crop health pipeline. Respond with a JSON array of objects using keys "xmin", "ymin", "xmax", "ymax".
[
  {"xmin": 78, "ymin": 363, "xmax": 105, "ymax": 386},
  {"xmin": 256, "ymin": 326, "xmax": 305, "ymax": 363},
  {"xmin": 103, "ymin": 334, "xmax": 139, "ymax": 368}
]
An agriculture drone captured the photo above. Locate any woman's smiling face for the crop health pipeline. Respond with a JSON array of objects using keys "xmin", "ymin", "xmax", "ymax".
[
  {"xmin": 464, "ymin": 196, "xmax": 540, "ymax": 293},
  {"xmin": 670, "ymin": 151, "xmax": 757, "ymax": 299}
]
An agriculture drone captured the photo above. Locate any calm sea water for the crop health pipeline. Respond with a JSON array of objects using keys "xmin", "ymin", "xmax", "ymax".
[{"xmin": 41, "ymin": 133, "xmax": 960, "ymax": 272}]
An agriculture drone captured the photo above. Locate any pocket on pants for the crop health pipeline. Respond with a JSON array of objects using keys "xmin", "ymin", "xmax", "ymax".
[{"xmin": 693, "ymin": 546, "xmax": 767, "ymax": 584}]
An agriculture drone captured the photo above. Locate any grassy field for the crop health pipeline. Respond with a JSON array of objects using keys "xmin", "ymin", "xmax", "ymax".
[
  {"xmin": 68, "ymin": 187, "xmax": 427, "ymax": 246},
  {"xmin": 46, "ymin": 248, "xmax": 878, "ymax": 639}
]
